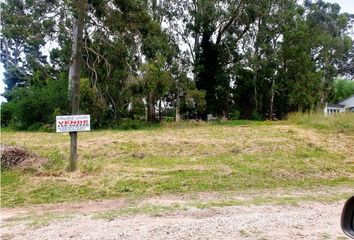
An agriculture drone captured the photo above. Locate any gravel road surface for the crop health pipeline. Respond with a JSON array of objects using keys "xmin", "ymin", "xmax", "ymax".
[{"xmin": 1, "ymin": 201, "xmax": 350, "ymax": 240}]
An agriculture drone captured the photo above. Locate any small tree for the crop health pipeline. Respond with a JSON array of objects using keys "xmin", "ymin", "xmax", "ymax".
[{"xmin": 127, "ymin": 55, "xmax": 172, "ymax": 123}]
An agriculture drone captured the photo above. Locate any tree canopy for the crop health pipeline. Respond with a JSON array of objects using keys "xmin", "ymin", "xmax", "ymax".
[{"xmin": 1, "ymin": 0, "xmax": 353, "ymax": 129}]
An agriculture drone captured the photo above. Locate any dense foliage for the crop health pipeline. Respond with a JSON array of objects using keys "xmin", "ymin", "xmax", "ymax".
[
  {"xmin": 329, "ymin": 79, "xmax": 354, "ymax": 103},
  {"xmin": 1, "ymin": 0, "xmax": 353, "ymax": 129}
]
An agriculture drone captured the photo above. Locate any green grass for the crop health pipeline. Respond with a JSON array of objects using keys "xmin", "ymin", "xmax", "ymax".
[{"xmin": 1, "ymin": 117, "xmax": 353, "ymax": 207}]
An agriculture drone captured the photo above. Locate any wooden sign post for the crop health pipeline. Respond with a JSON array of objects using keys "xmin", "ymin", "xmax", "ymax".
[
  {"xmin": 56, "ymin": 115, "xmax": 90, "ymax": 171},
  {"xmin": 67, "ymin": 0, "xmax": 87, "ymax": 172}
]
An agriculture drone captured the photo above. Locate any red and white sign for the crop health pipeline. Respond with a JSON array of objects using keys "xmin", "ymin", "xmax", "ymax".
[{"xmin": 56, "ymin": 115, "xmax": 90, "ymax": 133}]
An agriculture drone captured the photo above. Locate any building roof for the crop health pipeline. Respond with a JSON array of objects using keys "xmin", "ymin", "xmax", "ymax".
[
  {"xmin": 338, "ymin": 94, "xmax": 354, "ymax": 105},
  {"xmin": 327, "ymin": 103, "xmax": 346, "ymax": 108}
]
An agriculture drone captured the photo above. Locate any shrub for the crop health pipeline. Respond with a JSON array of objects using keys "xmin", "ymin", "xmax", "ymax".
[
  {"xmin": 229, "ymin": 110, "xmax": 240, "ymax": 120},
  {"xmin": 109, "ymin": 119, "xmax": 159, "ymax": 131},
  {"xmin": 250, "ymin": 111, "xmax": 263, "ymax": 120},
  {"xmin": 4, "ymin": 79, "xmax": 68, "ymax": 130},
  {"xmin": 0, "ymin": 102, "xmax": 14, "ymax": 128}
]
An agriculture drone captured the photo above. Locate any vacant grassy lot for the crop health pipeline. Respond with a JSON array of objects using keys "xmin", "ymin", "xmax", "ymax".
[{"xmin": 1, "ymin": 115, "xmax": 354, "ymax": 207}]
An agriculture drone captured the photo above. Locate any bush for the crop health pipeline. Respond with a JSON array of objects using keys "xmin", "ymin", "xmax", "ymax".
[
  {"xmin": 1, "ymin": 102, "xmax": 14, "ymax": 127},
  {"xmin": 250, "ymin": 111, "xmax": 263, "ymax": 120},
  {"xmin": 4, "ymin": 79, "xmax": 68, "ymax": 130},
  {"xmin": 117, "ymin": 119, "xmax": 144, "ymax": 130},
  {"xmin": 109, "ymin": 119, "xmax": 160, "ymax": 131},
  {"xmin": 229, "ymin": 110, "xmax": 240, "ymax": 120},
  {"xmin": 39, "ymin": 124, "xmax": 55, "ymax": 132},
  {"xmin": 27, "ymin": 123, "xmax": 44, "ymax": 131}
]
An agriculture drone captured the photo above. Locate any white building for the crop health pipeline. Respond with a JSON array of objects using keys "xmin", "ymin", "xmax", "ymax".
[
  {"xmin": 324, "ymin": 94, "xmax": 354, "ymax": 115},
  {"xmin": 338, "ymin": 94, "xmax": 354, "ymax": 112}
]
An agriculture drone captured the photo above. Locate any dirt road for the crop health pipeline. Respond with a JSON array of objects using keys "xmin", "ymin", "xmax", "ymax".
[{"xmin": 1, "ymin": 200, "xmax": 350, "ymax": 240}]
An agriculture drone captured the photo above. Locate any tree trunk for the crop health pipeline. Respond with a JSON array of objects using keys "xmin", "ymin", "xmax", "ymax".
[
  {"xmin": 253, "ymin": 42, "xmax": 260, "ymax": 113},
  {"xmin": 193, "ymin": 0, "xmax": 199, "ymax": 82},
  {"xmin": 175, "ymin": 95, "xmax": 180, "ymax": 122},
  {"xmin": 159, "ymin": 99, "xmax": 162, "ymax": 121},
  {"xmin": 269, "ymin": 78, "xmax": 275, "ymax": 121},
  {"xmin": 68, "ymin": 0, "xmax": 86, "ymax": 172},
  {"xmin": 253, "ymin": 18, "xmax": 263, "ymax": 113},
  {"xmin": 147, "ymin": 94, "xmax": 156, "ymax": 123}
]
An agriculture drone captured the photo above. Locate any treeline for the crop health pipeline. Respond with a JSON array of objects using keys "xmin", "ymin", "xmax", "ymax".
[{"xmin": 1, "ymin": 0, "xmax": 353, "ymax": 129}]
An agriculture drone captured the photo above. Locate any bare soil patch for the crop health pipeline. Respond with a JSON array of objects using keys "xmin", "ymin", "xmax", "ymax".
[
  {"xmin": 1, "ymin": 186, "xmax": 351, "ymax": 221},
  {"xmin": 1, "ymin": 199, "xmax": 126, "ymax": 222}
]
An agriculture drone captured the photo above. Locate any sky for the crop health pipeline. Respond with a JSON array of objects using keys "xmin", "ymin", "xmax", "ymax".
[
  {"xmin": 325, "ymin": 0, "xmax": 354, "ymax": 12},
  {"xmin": 0, "ymin": 0, "xmax": 354, "ymax": 103}
]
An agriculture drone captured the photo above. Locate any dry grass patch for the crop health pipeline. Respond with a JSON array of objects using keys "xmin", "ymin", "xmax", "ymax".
[{"xmin": 1, "ymin": 120, "xmax": 353, "ymax": 207}]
